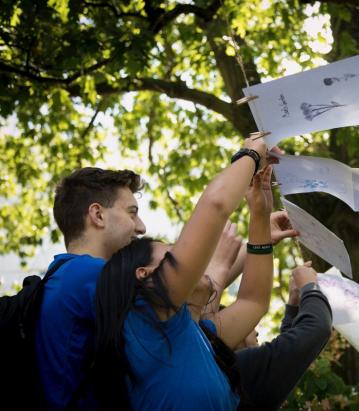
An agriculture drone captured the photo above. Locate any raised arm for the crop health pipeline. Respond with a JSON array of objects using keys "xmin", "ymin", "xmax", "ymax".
[
  {"xmin": 209, "ymin": 166, "xmax": 274, "ymax": 348},
  {"xmin": 164, "ymin": 138, "xmax": 267, "ymax": 308}
]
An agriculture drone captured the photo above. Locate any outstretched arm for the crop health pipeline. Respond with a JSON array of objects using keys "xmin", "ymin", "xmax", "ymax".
[
  {"xmin": 163, "ymin": 138, "xmax": 267, "ymax": 310},
  {"xmin": 210, "ymin": 209, "xmax": 298, "ymax": 292},
  {"xmin": 209, "ymin": 166, "xmax": 274, "ymax": 348}
]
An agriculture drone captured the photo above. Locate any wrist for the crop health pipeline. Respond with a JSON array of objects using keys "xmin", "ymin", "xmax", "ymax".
[
  {"xmin": 231, "ymin": 148, "xmax": 261, "ymax": 175},
  {"xmin": 288, "ymin": 298, "xmax": 300, "ymax": 306},
  {"xmin": 205, "ymin": 267, "xmax": 228, "ymax": 289},
  {"xmin": 249, "ymin": 209, "xmax": 271, "ymax": 220},
  {"xmin": 299, "ymin": 282, "xmax": 320, "ymax": 297},
  {"xmin": 247, "ymin": 243, "xmax": 273, "ymax": 255}
]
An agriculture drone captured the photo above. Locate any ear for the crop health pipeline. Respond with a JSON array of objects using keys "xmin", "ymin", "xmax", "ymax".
[
  {"xmin": 88, "ymin": 203, "xmax": 105, "ymax": 228},
  {"xmin": 135, "ymin": 266, "xmax": 154, "ymax": 281}
]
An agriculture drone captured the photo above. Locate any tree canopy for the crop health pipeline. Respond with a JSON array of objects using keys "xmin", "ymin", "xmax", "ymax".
[{"xmin": 1, "ymin": 0, "xmax": 359, "ymax": 406}]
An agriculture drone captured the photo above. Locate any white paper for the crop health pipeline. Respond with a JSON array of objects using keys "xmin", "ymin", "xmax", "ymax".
[
  {"xmin": 243, "ymin": 55, "xmax": 359, "ymax": 148},
  {"xmin": 319, "ymin": 268, "xmax": 359, "ymax": 351},
  {"xmin": 334, "ymin": 322, "xmax": 359, "ymax": 352},
  {"xmin": 282, "ymin": 198, "xmax": 352, "ymax": 278},
  {"xmin": 272, "ymin": 153, "xmax": 358, "ymax": 211},
  {"xmin": 318, "ymin": 273, "xmax": 359, "ymax": 326},
  {"xmin": 324, "ymin": 266, "xmax": 343, "ymax": 277}
]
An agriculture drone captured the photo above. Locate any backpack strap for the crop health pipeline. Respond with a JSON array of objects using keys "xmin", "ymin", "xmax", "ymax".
[{"xmin": 19, "ymin": 258, "xmax": 70, "ymax": 340}]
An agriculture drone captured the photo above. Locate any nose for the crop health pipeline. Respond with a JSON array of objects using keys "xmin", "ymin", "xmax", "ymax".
[{"xmin": 135, "ymin": 215, "xmax": 146, "ymax": 235}]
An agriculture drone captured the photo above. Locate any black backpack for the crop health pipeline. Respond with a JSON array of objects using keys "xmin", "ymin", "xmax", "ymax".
[{"xmin": 0, "ymin": 259, "xmax": 67, "ymax": 410}]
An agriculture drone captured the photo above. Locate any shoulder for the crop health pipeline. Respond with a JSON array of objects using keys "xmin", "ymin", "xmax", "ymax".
[
  {"xmin": 125, "ymin": 302, "xmax": 192, "ymax": 340},
  {"xmin": 52, "ymin": 254, "xmax": 106, "ymax": 285}
]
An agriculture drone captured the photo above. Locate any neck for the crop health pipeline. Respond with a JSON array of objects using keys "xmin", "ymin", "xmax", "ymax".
[{"xmin": 67, "ymin": 237, "xmax": 109, "ymax": 260}]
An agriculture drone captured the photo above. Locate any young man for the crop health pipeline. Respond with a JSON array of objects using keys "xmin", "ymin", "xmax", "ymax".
[{"xmin": 36, "ymin": 167, "xmax": 146, "ymax": 411}]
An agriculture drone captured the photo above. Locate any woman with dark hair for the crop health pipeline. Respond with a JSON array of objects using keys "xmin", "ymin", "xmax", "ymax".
[{"xmin": 94, "ymin": 137, "xmax": 274, "ymax": 411}]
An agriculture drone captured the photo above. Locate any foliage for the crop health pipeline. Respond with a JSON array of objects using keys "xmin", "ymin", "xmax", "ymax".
[
  {"xmin": 1, "ymin": 0, "xmax": 359, "ymax": 399},
  {"xmin": 282, "ymin": 331, "xmax": 359, "ymax": 410}
]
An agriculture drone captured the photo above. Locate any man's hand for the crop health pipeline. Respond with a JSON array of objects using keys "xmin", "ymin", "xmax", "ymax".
[
  {"xmin": 270, "ymin": 210, "xmax": 299, "ymax": 245},
  {"xmin": 292, "ymin": 261, "xmax": 317, "ymax": 289}
]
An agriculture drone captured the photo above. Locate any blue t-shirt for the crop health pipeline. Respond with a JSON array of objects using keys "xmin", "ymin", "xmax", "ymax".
[
  {"xmin": 124, "ymin": 300, "xmax": 240, "ymax": 411},
  {"xmin": 36, "ymin": 253, "xmax": 105, "ymax": 411}
]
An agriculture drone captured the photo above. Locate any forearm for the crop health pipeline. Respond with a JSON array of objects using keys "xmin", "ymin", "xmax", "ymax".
[
  {"xmin": 224, "ymin": 243, "xmax": 246, "ymax": 289},
  {"xmin": 279, "ymin": 304, "xmax": 299, "ymax": 333},
  {"xmin": 210, "ymin": 215, "xmax": 273, "ymax": 348},
  {"xmin": 167, "ymin": 156, "xmax": 257, "ymax": 307},
  {"xmin": 238, "ymin": 213, "xmax": 273, "ymax": 310}
]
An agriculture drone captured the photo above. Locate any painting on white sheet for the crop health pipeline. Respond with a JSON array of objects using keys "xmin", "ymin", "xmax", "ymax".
[
  {"xmin": 282, "ymin": 198, "xmax": 352, "ymax": 278},
  {"xmin": 318, "ymin": 273, "xmax": 359, "ymax": 326},
  {"xmin": 272, "ymin": 153, "xmax": 359, "ymax": 211},
  {"xmin": 243, "ymin": 55, "xmax": 359, "ymax": 148}
]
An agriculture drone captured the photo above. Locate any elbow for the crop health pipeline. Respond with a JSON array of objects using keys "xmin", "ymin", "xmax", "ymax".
[
  {"xmin": 261, "ymin": 301, "xmax": 271, "ymax": 317},
  {"xmin": 202, "ymin": 189, "xmax": 233, "ymax": 219},
  {"xmin": 255, "ymin": 300, "xmax": 270, "ymax": 321}
]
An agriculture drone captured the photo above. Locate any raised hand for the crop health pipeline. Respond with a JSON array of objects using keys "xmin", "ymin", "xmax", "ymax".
[
  {"xmin": 292, "ymin": 261, "xmax": 317, "ymax": 289},
  {"xmin": 205, "ymin": 220, "xmax": 242, "ymax": 289},
  {"xmin": 246, "ymin": 165, "xmax": 273, "ymax": 217},
  {"xmin": 270, "ymin": 210, "xmax": 299, "ymax": 245}
]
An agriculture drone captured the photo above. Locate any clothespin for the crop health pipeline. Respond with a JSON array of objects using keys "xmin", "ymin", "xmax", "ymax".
[
  {"xmin": 235, "ymin": 95, "xmax": 258, "ymax": 105},
  {"xmin": 249, "ymin": 131, "xmax": 271, "ymax": 140}
]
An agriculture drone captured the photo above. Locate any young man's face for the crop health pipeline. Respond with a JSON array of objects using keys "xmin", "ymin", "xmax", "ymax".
[{"xmin": 103, "ymin": 187, "xmax": 146, "ymax": 256}]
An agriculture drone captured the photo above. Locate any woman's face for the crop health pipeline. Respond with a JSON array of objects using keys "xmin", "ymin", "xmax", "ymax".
[{"xmin": 135, "ymin": 241, "xmax": 172, "ymax": 281}]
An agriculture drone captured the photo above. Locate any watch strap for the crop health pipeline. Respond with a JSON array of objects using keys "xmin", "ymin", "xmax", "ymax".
[{"xmin": 231, "ymin": 148, "xmax": 261, "ymax": 175}]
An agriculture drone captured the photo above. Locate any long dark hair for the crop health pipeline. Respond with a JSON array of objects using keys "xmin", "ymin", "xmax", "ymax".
[
  {"xmin": 94, "ymin": 237, "xmax": 245, "ymax": 410},
  {"xmin": 94, "ymin": 237, "xmax": 176, "ymax": 410}
]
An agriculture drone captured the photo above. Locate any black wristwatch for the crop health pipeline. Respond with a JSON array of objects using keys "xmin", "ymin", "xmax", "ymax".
[
  {"xmin": 230, "ymin": 148, "xmax": 261, "ymax": 175},
  {"xmin": 300, "ymin": 282, "xmax": 322, "ymax": 298}
]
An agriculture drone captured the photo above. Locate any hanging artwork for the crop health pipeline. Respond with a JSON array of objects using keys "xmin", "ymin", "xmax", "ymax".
[
  {"xmin": 242, "ymin": 55, "xmax": 359, "ymax": 148},
  {"xmin": 271, "ymin": 153, "xmax": 359, "ymax": 211},
  {"xmin": 318, "ymin": 272, "xmax": 359, "ymax": 326},
  {"xmin": 281, "ymin": 198, "xmax": 352, "ymax": 278}
]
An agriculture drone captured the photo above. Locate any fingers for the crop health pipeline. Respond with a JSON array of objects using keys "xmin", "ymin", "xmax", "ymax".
[
  {"xmin": 228, "ymin": 222, "xmax": 238, "ymax": 237},
  {"xmin": 303, "ymin": 260, "xmax": 312, "ymax": 267},
  {"xmin": 261, "ymin": 165, "xmax": 273, "ymax": 187},
  {"xmin": 252, "ymin": 173, "xmax": 262, "ymax": 189},
  {"xmin": 224, "ymin": 220, "xmax": 231, "ymax": 232},
  {"xmin": 280, "ymin": 229, "xmax": 299, "ymax": 239},
  {"xmin": 270, "ymin": 146, "xmax": 284, "ymax": 156}
]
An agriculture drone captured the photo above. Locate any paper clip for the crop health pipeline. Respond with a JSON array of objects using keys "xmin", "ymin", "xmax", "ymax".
[
  {"xmin": 249, "ymin": 131, "xmax": 271, "ymax": 140},
  {"xmin": 235, "ymin": 95, "xmax": 258, "ymax": 105}
]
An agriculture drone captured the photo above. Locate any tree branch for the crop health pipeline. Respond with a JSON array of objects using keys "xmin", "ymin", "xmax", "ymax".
[
  {"xmin": 151, "ymin": 0, "xmax": 221, "ymax": 33},
  {"xmin": 0, "ymin": 58, "xmax": 111, "ymax": 84},
  {"xmin": 68, "ymin": 76, "xmax": 237, "ymax": 124},
  {"xmin": 83, "ymin": 1, "xmax": 147, "ymax": 21}
]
